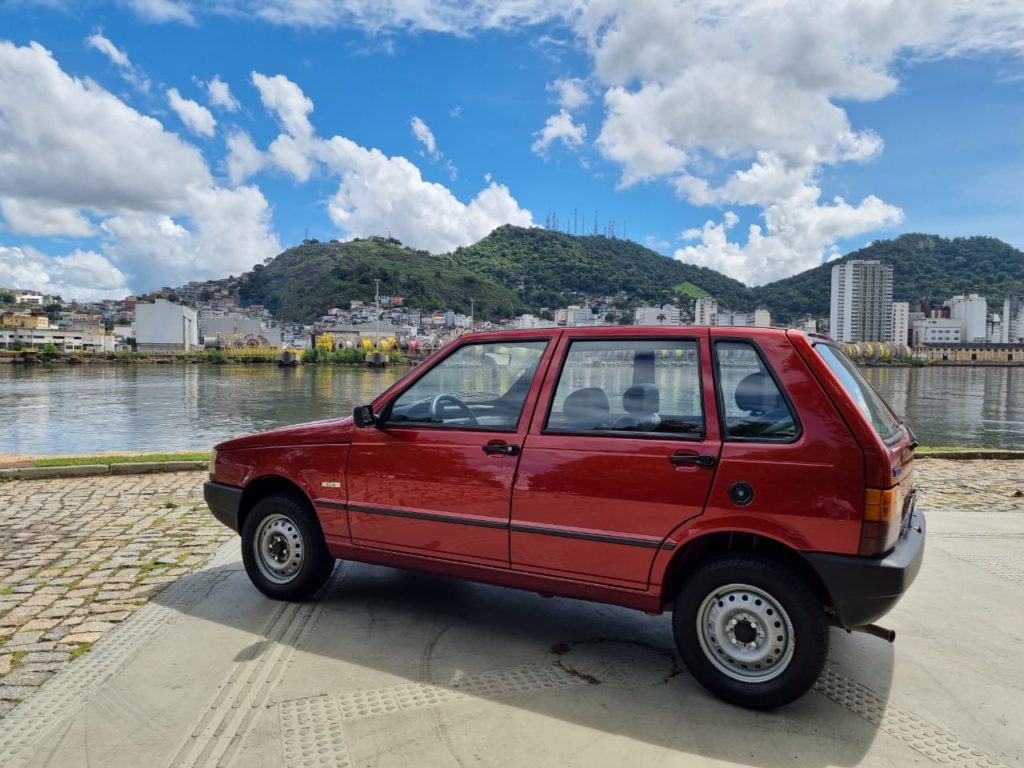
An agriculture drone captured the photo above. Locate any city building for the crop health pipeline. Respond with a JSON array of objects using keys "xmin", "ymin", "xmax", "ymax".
[
  {"xmin": 634, "ymin": 305, "xmax": 681, "ymax": 326},
  {"xmin": 135, "ymin": 299, "xmax": 198, "ymax": 354},
  {"xmin": 554, "ymin": 305, "xmax": 593, "ymax": 326},
  {"xmin": 1002, "ymin": 297, "xmax": 1024, "ymax": 343},
  {"xmin": 912, "ymin": 317, "xmax": 963, "ymax": 345},
  {"xmin": 714, "ymin": 309, "xmax": 772, "ymax": 328},
  {"xmin": 515, "ymin": 314, "xmax": 557, "ymax": 330},
  {"xmin": 892, "ymin": 302, "xmax": 909, "ymax": 346},
  {"xmin": 946, "ymin": 294, "xmax": 987, "ymax": 343},
  {"xmin": 829, "ymin": 260, "xmax": 893, "ymax": 342},
  {"xmin": 693, "ymin": 297, "xmax": 718, "ymax": 326}
]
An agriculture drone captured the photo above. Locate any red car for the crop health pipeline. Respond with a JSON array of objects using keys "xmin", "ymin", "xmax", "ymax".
[{"xmin": 205, "ymin": 327, "xmax": 924, "ymax": 709}]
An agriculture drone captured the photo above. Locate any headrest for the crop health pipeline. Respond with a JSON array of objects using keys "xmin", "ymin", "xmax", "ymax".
[
  {"xmin": 623, "ymin": 384, "xmax": 659, "ymax": 414},
  {"xmin": 563, "ymin": 387, "xmax": 610, "ymax": 428},
  {"xmin": 734, "ymin": 373, "xmax": 782, "ymax": 415}
]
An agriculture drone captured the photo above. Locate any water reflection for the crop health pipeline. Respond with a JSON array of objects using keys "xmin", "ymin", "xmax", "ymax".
[
  {"xmin": 863, "ymin": 367, "xmax": 1021, "ymax": 449},
  {"xmin": 0, "ymin": 365, "xmax": 403, "ymax": 455},
  {"xmin": 0, "ymin": 364, "xmax": 1020, "ymax": 455}
]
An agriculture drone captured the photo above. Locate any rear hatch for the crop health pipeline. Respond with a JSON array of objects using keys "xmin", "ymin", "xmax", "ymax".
[{"xmin": 809, "ymin": 341, "xmax": 916, "ymax": 554}]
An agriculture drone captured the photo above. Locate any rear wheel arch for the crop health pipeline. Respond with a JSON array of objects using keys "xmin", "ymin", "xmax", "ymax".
[{"xmin": 659, "ymin": 531, "xmax": 832, "ymax": 613}]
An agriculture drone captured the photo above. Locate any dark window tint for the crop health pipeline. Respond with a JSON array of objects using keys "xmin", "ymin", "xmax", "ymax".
[
  {"xmin": 716, "ymin": 341, "xmax": 797, "ymax": 440},
  {"xmin": 546, "ymin": 339, "xmax": 703, "ymax": 436}
]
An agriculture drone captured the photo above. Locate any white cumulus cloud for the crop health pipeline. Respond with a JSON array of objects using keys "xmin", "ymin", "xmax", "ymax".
[
  {"xmin": 124, "ymin": 0, "xmax": 195, "ymax": 24},
  {"xmin": 85, "ymin": 32, "xmax": 151, "ymax": 92},
  {"xmin": 248, "ymin": 71, "xmax": 532, "ymax": 251},
  {"xmin": 167, "ymin": 87, "xmax": 217, "ymax": 137},
  {"xmin": 0, "ymin": 245, "xmax": 132, "ymax": 302},
  {"xmin": 0, "ymin": 42, "xmax": 280, "ymax": 296},
  {"xmin": 205, "ymin": 74, "xmax": 240, "ymax": 111},
  {"xmin": 531, "ymin": 110, "xmax": 586, "ymax": 156}
]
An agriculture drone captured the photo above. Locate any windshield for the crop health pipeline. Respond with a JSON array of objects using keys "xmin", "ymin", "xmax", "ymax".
[{"xmin": 815, "ymin": 343, "xmax": 902, "ymax": 441}]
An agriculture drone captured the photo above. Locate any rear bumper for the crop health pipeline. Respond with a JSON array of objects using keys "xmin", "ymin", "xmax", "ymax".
[
  {"xmin": 803, "ymin": 505, "xmax": 926, "ymax": 628},
  {"xmin": 204, "ymin": 481, "xmax": 243, "ymax": 534}
]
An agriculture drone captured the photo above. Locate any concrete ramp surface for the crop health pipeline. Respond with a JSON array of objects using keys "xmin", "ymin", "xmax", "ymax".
[{"xmin": 2, "ymin": 513, "xmax": 1022, "ymax": 768}]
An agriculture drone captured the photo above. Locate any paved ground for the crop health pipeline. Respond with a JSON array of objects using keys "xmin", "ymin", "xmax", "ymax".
[
  {"xmin": 0, "ymin": 472, "xmax": 232, "ymax": 715},
  {"xmin": 0, "ymin": 460, "xmax": 1022, "ymax": 767}
]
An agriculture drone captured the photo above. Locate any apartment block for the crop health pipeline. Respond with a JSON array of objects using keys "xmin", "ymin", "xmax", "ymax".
[{"xmin": 830, "ymin": 260, "xmax": 893, "ymax": 342}]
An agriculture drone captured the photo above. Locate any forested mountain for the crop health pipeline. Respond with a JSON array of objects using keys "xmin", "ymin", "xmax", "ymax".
[
  {"xmin": 240, "ymin": 227, "xmax": 754, "ymax": 323},
  {"xmin": 755, "ymin": 234, "xmax": 1024, "ymax": 319},
  {"xmin": 237, "ymin": 228, "xmax": 1024, "ymax": 324}
]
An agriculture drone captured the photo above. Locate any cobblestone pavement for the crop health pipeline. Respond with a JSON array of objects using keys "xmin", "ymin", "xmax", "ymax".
[
  {"xmin": 0, "ymin": 471, "xmax": 231, "ymax": 718},
  {"xmin": 0, "ymin": 459, "xmax": 1021, "ymax": 722}
]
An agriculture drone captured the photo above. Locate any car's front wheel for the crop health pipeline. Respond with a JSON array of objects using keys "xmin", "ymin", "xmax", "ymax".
[
  {"xmin": 241, "ymin": 494, "xmax": 334, "ymax": 600},
  {"xmin": 672, "ymin": 556, "xmax": 828, "ymax": 709}
]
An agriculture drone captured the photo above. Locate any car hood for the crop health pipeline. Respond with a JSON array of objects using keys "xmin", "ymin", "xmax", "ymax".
[{"xmin": 214, "ymin": 416, "xmax": 355, "ymax": 451}]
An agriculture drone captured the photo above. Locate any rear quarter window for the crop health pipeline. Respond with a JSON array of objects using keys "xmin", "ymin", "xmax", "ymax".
[{"xmin": 815, "ymin": 343, "xmax": 901, "ymax": 442}]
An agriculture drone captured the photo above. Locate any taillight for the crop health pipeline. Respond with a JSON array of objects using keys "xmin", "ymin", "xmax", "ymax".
[{"xmin": 859, "ymin": 486, "xmax": 901, "ymax": 555}]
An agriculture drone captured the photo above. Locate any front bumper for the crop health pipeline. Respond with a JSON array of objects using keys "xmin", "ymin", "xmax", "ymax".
[
  {"xmin": 803, "ymin": 505, "xmax": 926, "ymax": 628},
  {"xmin": 204, "ymin": 481, "xmax": 243, "ymax": 533}
]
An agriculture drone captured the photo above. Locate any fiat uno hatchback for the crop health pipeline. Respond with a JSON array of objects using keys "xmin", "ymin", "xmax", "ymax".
[{"xmin": 205, "ymin": 327, "xmax": 924, "ymax": 709}]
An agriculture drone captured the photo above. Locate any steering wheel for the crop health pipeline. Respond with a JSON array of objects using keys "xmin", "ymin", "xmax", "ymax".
[{"xmin": 429, "ymin": 394, "xmax": 479, "ymax": 426}]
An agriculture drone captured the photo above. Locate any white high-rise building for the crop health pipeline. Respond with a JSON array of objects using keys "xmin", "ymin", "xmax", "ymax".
[
  {"xmin": 946, "ymin": 294, "xmax": 987, "ymax": 343},
  {"xmin": 1002, "ymin": 297, "xmax": 1024, "ymax": 343},
  {"xmin": 693, "ymin": 297, "xmax": 718, "ymax": 326},
  {"xmin": 830, "ymin": 260, "xmax": 894, "ymax": 342},
  {"xmin": 891, "ymin": 302, "xmax": 909, "ymax": 346}
]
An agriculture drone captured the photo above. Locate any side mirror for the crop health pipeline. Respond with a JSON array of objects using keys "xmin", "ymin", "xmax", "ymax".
[{"xmin": 352, "ymin": 405, "xmax": 377, "ymax": 428}]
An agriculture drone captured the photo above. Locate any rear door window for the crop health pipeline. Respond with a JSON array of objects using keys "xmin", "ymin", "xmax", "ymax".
[
  {"xmin": 544, "ymin": 339, "xmax": 704, "ymax": 437},
  {"xmin": 815, "ymin": 343, "xmax": 901, "ymax": 441},
  {"xmin": 715, "ymin": 341, "xmax": 798, "ymax": 440}
]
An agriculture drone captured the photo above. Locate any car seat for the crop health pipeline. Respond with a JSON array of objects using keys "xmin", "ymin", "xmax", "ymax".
[
  {"xmin": 562, "ymin": 387, "xmax": 611, "ymax": 430},
  {"xmin": 612, "ymin": 384, "xmax": 661, "ymax": 431}
]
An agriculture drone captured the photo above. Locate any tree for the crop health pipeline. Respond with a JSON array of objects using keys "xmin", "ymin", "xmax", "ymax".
[
  {"xmin": 0, "ymin": 291, "xmax": 15, "ymax": 304},
  {"xmin": 657, "ymin": 313, "xmax": 667, "ymax": 324}
]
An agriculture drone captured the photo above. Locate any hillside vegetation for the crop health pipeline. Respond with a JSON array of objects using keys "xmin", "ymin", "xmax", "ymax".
[
  {"xmin": 756, "ymin": 234, "xmax": 1024, "ymax": 319},
  {"xmin": 238, "ymin": 229, "xmax": 1024, "ymax": 324}
]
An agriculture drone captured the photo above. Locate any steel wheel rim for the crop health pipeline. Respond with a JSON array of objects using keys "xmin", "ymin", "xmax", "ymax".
[
  {"xmin": 696, "ymin": 582, "xmax": 795, "ymax": 683},
  {"xmin": 253, "ymin": 513, "xmax": 304, "ymax": 584}
]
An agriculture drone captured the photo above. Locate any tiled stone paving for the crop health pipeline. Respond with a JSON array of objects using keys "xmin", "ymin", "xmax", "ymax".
[
  {"xmin": 0, "ymin": 471, "xmax": 231, "ymax": 717},
  {"xmin": 0, "ymin": 459, "xmax": 1020, "ymax": 720}
]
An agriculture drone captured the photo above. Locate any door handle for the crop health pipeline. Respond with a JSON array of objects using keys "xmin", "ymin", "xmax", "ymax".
[
  {"xmin": 483, "ymin": 442, "xmax": 520, "ymax": 456},
  {"xmin": 668, "ymin": 453, "xmax": 716, "ymax": 467}
]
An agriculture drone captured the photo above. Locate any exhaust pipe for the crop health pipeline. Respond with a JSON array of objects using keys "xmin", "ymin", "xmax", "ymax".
[{"xmin": 848, "ymin": 623, "xmax": 896, "ymax": 643}]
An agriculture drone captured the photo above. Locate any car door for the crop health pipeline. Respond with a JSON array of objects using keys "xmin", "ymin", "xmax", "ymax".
[
  {"xmin": 510, "ymin": 331, "xmax": 721, "ymax": 588},
  {"xmin": 346, "ymin": 334, "xmax": 555, "ymax": 567}
]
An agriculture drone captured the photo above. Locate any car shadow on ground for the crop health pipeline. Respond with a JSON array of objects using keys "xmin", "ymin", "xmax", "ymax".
[{"xmin": 156, "ymin": 555, "xmax": 895, "ymax": 767}]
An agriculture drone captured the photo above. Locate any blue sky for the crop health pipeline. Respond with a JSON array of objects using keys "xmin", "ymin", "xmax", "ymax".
[{"xmin": 1, "ymin": 1, "xmax": 1023, "ymax": 301}]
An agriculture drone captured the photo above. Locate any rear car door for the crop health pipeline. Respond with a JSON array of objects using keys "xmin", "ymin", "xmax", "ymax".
[
  {"xmin": 509, "ymin": 331, "xmax": 721, "ymax": 588},
  {"xmin": 346, "ymin": 334, "xmax": 555, "ymax": 567}
]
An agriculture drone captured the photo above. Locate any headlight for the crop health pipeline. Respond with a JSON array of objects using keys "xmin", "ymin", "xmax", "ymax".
[{"xmin": 209, "ymin": 449, "xmax": 218, "ymax": 476}]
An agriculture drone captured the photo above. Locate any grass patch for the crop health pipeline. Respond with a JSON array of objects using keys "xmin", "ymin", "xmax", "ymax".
[
  {"xmin": 9, "ymin": 650, "xmax": 27, "ymax": 671},
  {"xmin": 673, "ymin": 281, "xmax": 711, "ymax": 298},
  {"xmin": 69, "ymin": 643, "xmax": 93, "ymax": 660},
  {"xmin": 0, "ymin": 584, "xmax": 12, "ymax": 596},
  {"xmin": 32, "ymin": 452, "xmax": 209, "ymax": 468}
]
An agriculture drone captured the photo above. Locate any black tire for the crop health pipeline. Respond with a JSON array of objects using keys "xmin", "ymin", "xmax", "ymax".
[
  {"xmin": 672, "ymin": 556, "xmax": 828, "ymax": 709},
  {"xmin": 241, "ymin": 493, "xmax": 335, "ymax": 601}
]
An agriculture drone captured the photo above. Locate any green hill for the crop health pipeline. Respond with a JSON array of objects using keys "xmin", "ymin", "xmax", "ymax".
[
  {"xmin": 238, "ymin": 237, "xmax": 522, "ymax": 322},
  {"xmin": 452, "ymin": 225, "xmax": 753, "ymax": 311},
  {"xmin": 239, "ymin": 227, "xmax": 755, "ymax": 323},
  {"xmin": 236, "ymin": 229, "xmax": 1024, "ymax": 325},
  {"xmin": 753, "ymin": 234, "xmax": 1024, "ymax": 320}
]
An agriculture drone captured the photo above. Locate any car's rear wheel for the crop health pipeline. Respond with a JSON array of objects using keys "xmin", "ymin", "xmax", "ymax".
[
  {"xmin": 241, "ymin": 494, "xmax": 334, "ymax": 600},
  {"xmin": 673, "ymin": 556, "xmax": 827, "ymax": 709}
]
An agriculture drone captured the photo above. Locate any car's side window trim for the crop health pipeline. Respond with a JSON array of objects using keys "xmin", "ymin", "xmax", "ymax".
[
  {"xmin": 539, "ymin": 335, "xmax": 706, "ymax": 441},
  {"xmin": 712, "ymin": 337, "xmax": 802, "ymax": 443},
  {"xmin": 378, "ymin": 337, "xmax": 551, "ymax": 433}
]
